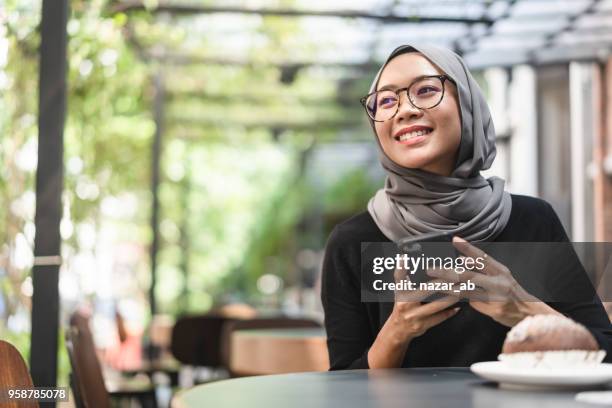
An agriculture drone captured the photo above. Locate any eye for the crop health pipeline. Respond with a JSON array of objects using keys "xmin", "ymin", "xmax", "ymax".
[
  {"xmin": 416, "ymin": 86, "xmax": 441, "ymax": 96},
  {"xmin": 378, "ymin": 96, "xmax": 398, "ymax": 108}
]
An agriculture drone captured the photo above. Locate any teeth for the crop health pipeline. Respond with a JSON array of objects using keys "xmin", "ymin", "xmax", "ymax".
[{"xmin": 398, "ymin": 129, "xmax": 431, "ymax": 142}]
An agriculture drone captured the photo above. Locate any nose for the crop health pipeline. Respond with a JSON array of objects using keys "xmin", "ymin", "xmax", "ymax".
[{"xmin": 395, "ymin": 91, "xmax": 423, "ymax": 122}]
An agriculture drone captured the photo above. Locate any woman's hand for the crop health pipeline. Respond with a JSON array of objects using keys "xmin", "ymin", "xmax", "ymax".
[
  {"xmin": 426, "ymin": 236, "xmax": 561, "ymax": 327},
  {"xmin": 390, "ymin": 273, "xmax": 460, "ymax": 343},
  {"xmin": 367, "ymin": 268, "xmax": 459, "ymax": 368}
]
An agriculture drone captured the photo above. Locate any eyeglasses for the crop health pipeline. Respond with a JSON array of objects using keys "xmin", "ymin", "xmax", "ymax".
[{"xmin": 360, "ymin": 75, "xmax": 452, "ymax": 122}]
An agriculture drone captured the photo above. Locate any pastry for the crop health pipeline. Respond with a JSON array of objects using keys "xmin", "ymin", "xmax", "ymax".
[{"xmin": 499, "ymin": 314, "xmax": 605, "ymax": 368}]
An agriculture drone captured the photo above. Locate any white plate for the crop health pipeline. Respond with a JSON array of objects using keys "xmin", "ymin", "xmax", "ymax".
[{"xmin": 471, "ymin": 361, "xmax": 612, "ymax": 389}]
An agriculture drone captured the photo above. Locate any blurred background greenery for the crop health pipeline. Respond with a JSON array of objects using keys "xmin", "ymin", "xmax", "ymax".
[{"xmin": 0, "ymin": 0, "xmax": 383, "ymax": 382}]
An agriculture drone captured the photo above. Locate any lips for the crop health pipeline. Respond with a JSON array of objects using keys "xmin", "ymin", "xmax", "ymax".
[{"xmin": 394, "ymin": 125, "xmax": 434, "ymax": 143}]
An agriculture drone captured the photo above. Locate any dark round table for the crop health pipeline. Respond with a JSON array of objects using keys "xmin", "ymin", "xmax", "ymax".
[{"xmin": 172, "ymin": 367, "xmax": 602, "ymax": 408}]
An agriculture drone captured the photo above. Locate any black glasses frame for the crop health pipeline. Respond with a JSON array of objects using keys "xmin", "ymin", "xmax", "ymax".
[{"xmin": 360, "ymin": 75, "xmax": 453, "ymax": 122}]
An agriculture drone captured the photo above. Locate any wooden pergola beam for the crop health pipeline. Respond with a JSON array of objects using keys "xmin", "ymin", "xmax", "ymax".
[
  {"xmin": 166, "ymin": 117, "xmax": 362, "ymax": 131},
  {"xmin": 143, "ymin": 51, "xmax": 380, "ymax": 70},
  {"xmin": 111, "ymin": 1, "xmax": 493, "ymax": 25},
  {"xmin": 166, "ymin": 91, "xmax": 363, "ymax": 107},
  {"xmin": 122, "ymin": 22, "xmax": 380, "ymax": 70}
]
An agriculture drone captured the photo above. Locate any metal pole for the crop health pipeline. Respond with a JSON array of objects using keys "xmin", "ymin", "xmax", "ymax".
[
  {"xmin": 149, "ymin": 73, "xmax": 164, "ymax": 316},
  {"xmin": 30, "ymin": 0, "xmax": 68, "ymax": 399},
  {"xmin": 179, "ymin": 156, "xmax": 191, "ymax": 312}
]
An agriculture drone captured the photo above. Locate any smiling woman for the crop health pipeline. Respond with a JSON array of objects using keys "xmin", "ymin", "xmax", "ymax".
[
  {"xmin": 320, "ymin": 44, "xmax": 612, "ymax": 370},
  {"xmin": 366, "ymin": 56, "xmax": 461, "ymax": 175}
]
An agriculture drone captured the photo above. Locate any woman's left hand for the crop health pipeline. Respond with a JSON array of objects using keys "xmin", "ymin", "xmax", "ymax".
[{"xmin": 426, "ymin": 236, "xmax": 562, "ymax": 327}]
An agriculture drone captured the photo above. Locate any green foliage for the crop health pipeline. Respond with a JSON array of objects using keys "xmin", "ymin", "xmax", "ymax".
[
  {"xmin": 323, "ymin": 167, "xmax": 380, "ymax": 215},
  {"xmin": 1, "ymin": 0, "xmax": 378, "ymax": 375},
  {"xmin": 156, "ymin": 137, "xmax": 307, "ymax": 313},
  {"xmin": 232, "ymin": 159, "xmax": 309, "ymax": 297}
]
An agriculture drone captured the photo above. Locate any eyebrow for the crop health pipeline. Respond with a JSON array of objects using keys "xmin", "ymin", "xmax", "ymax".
[
  {"xmin": 377, "ymin": 83, "xmax": 400, "ymax": 92},
  {"xmin": 377, "ymin": 75, "xmax": 437, "ymax": 92}
]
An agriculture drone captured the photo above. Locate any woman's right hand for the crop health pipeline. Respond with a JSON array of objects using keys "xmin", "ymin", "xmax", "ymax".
[
  {"xmin": 390, "ymin": 294, "xmax": 460, "ymax": 343},
  {"xmin": 367, "ymin": 268, "xmax": 460, "ymax": 368}
]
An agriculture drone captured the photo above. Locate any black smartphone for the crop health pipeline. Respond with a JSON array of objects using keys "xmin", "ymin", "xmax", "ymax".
[
  {"xmin": 398, "ymin": 231, "xmax": 453, "ymax": 254},
  {"xmin": 397, "ymin": 231, "xmax": 465, "ymax": 306},
  {"xmin": 397, "ymin": 231, "xmax": 455, "ymax": 285}
]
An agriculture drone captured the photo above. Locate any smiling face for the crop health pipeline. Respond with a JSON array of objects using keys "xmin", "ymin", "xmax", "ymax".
[{"xmin": 373, "ymin": 52, "xmax": 462, "ymax": 176}]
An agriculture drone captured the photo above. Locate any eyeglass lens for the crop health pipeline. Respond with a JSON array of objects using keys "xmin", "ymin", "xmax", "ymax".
[{"xmin": 365, "ymin": 77, "xmax": 445, "ymax": 122}]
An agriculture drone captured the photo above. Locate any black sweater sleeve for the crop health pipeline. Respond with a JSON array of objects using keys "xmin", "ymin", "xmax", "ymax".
[
  {"xmin": 543, "ymin": 201, "xmax": 612, "ymax": 359},
  {"xmin": 321, "ymin": 225, "xmax": 373, "ymax": 370}
]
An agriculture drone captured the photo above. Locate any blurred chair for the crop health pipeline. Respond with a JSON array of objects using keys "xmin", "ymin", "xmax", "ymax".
[
  {"xmin": 170, "ymin": 314, "xmax": 229, "ymax": 370},
  {"xmin": 169, "ymin": 305, "xmax": 257, "ymax": 384},
  {"xmin": 220, "ymin": 317, "xmax": 322, "ymax": 377},
  {"xmin": 115, "ymin": 309, "xmax": 128, "ymax": 344},
  {"xmin": 0, "ymin": 340, "xmax": 38, "ymax": 408},
  {"xmin": 66, "ymin": 311, "xmax": 157, "ymax": 408}
]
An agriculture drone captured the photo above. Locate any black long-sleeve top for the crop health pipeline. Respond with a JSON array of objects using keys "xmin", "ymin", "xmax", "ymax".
[{"xmin": 321, "ymin": 194, "xmax": 612, "ymax": 370}]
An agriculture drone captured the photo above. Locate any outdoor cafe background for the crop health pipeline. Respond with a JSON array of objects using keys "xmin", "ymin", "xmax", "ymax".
[{"xmin": 2, "ymin": 0, "xmax": 612, "ymax": 393}]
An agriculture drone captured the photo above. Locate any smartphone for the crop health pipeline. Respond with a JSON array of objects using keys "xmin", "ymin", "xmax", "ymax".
[
  {"xmin": 397, "ymin": 231, "xmax": 465, "ymax": 306},
  {"xmin": 397, "ymin": 231, "xmax": 455, "ymax": 285},
  {"xmin": 397, "ymin": 231, "xmax": 453, "ymax": 254}
]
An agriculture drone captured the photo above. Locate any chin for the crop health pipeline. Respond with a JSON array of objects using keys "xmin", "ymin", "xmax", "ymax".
[{"xmin": 389, "ymin": 152, "xmax": 434, "ymax": 170}]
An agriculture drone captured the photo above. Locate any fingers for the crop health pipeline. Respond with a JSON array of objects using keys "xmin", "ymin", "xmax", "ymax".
[
  {"xmin": 435, "ymin": 286, "xmax": 490, "ymax": 302},
  {"xmin": 394, "ymin": 278, "xmax": 452, "ymax": 303},
  {"xmin": 394, "ymin": 297, "xmax": 461, "ymax": 338},
  {"xmin": 394, "ymin": 265, "xmax": 408, "ymax": 283},
  {"xmin": 426, "ymin": 267, "xmax": 491, "ymax": 288},
  {"xmin": 426, "ymin": 267, "xmax": 517, "ymax": 300},
  {"xmin": 483, "ymin": 256, "xmax": 509, "ymax": 277},
  {"xmin": 452, "ymin": 236, "xmax": 498, "ymax": 274},
  {"xmin": 413, "ymin": 295, "xmax": 459, "ymax": 316},
  {"xmin": 424, "ymin": 306, "xmax": 461, "ymax": 328},
  {"xmin": 452, "ymin": 236, "xmax": 486, "ymax": 258},
  {"xmin": 393, "ymin": 266, "xmax": 414, "ymax": 302}
]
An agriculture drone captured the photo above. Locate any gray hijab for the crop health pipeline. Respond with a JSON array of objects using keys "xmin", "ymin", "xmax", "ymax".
[{"xmin": 367, "ymin": 44, "xmax": 512, "ymax": 242}]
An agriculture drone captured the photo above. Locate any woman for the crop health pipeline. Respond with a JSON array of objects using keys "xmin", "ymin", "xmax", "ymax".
[{"xmin": 320, "ymin": 44, "xmax": 612, "ymax": 369}]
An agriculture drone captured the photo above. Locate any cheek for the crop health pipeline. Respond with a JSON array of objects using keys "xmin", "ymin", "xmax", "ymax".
[
  {"xmin": 450, "ymin": 113, "xmax": 462, "ymax": 148},
  {"xmin": 374, "ymin": 122, "xmax": 391, "ymax": 143},
  {"xmin": 437, "ymin": 106, "xmax": 462, "ymax": 149},
  {"xmin": 444, "ymin": 117, "xmax": 461, "ymax": 147}
]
